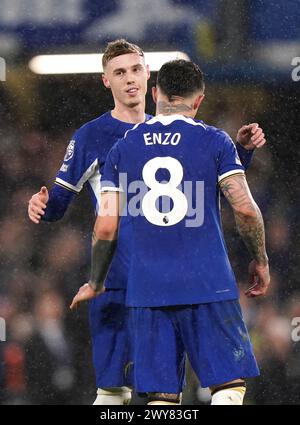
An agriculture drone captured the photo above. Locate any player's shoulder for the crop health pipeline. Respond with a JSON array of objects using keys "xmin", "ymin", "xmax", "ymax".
[
  {"xmin": 74, "ymin": 112, "xmax": 112, "ymax": 137},
  {"xmin": 200, "ymin": 122, "xmax": 234, "ymax": 147},
  {"xmin": 197, "ymin": 121, "xmax": 223, "ymax": 136},
  {"xmin": 66, "ymin": 112, "xmax": 113, "ymax": 155}
]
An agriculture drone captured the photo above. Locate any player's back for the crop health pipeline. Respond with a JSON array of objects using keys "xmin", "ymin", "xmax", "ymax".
[{"xmin": 108, "ymin": 114, "xmax": 245, "ymax": 307}]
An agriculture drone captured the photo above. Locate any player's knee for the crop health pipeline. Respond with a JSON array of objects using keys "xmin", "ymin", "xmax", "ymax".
[
  {"xmin": 93, "ymin": 387, "xmax": 132, "ymax": 405},
  {"xmin": 210, "ymin": 380, "xmax": 246, "ymax": 405},
  {"xmin": 147, "ymin": 392, "xmax": 182, "ymax": 405}
]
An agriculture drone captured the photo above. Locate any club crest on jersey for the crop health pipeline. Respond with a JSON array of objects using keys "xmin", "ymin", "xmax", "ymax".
[{"xmin": 64, "ymin": 140, "xmax": 75, "ymax": 162}]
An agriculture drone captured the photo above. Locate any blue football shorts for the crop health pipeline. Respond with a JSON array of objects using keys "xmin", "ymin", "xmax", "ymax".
[
  {"xmin": 89, "ymin": 289, "xmax": 133, "ymax": 388},
  {"xmin": 130, "ymin": 299, "xmax": 259, "ymax": 393}
]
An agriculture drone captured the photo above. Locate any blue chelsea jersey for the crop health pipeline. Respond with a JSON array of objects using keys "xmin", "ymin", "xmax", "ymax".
[
  {"xmin": 56, "ymin": 112, "xmax": 151, "ymax": 214},
  {"xmin": 102, "ymin": 114, "xmax": 245, "ymax": 307},
  {"xmin": 55, "ymin": 111, "xmax": 152, "ymax": 289}
]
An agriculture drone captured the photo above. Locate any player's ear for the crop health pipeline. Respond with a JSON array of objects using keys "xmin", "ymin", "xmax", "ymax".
[
  {"xmin": 102, "ymin": 74, "xmax": 111, "ymax": 89},
  {"xmin": 152, "ymin": 86, "xmax": 158, "ymax": 104},
  {"xmin": 193, "ymin": 94, "xmax": 205, "ymax": 111},
  {"xmin": 146, "ymin": 64, "xmax": 150, "ymax": 80}
]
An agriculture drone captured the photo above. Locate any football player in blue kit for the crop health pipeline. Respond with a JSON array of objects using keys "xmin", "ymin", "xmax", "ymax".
[
  {"xmin": 70, "ymin": 59, "xmax": 270, "ymax": 405},
  {"xmin": 29, "ymin": 39, "xmax": 266, "ymax": 405}
]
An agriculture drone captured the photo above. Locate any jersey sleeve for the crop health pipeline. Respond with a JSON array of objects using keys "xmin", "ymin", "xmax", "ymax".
[
  {"xmin": 55, "ymin": 127, "xmax": 98, "ymax": 194},
  {"xmin": 236, "ymin": 142, "xmax": 254, "ymax": 171},
  {"xmin": 101, "ymin": 142, "xmax": 124, "ymax": 192},
  {"xmin": 42, "ymin": 184, "xmax": 75, "ymax": 222},
  {"xmin": 217, "ymin": 131, "xmax": 245, "ymax": 183}
]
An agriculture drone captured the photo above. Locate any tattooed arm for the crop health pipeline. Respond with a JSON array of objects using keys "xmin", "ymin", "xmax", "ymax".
[
  {"xmin": 88, "ymin": 192, "xmax": 120, "ymax": 288},
  {"xmin": 220, "ymin": 174, "xmax": 270, "ymax": 297}
]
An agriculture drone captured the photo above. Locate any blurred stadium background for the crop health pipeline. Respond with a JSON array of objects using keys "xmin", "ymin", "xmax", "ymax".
[{"xmin": 0, "ymin": 0, "xmax": 299, "ymax": 405}]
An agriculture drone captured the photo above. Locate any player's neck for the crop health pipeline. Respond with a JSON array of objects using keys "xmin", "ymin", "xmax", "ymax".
[
  {"xmin": 156, "ymin": 101, "xmax": 196, "ymax": 119},
  {"xmin": 111, "ymin": 104, "xmax": 146, "ymax": 124}
]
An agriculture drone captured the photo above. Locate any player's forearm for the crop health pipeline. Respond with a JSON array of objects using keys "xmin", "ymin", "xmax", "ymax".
[
  {"xmin": 88, "ymin": 233, "xmax": 117, "ymax": 293},
  {"xmin": 220, "ymin": 174, "xmax": 268, "ymax": 265},
  {"xmin": 42, "ymin": 185, "xmax": 75, "ymax": 221},
  {"xmin": 234, "ymin": 206, "xmax": 268, "ymax": 265}
]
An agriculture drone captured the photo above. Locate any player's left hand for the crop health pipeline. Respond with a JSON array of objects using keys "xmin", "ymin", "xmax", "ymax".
[
  {"xmin": 70, "ymin": 283, "xmax": 104, "ymax": 310},
  {"xmin": 236, "ymin": 123, "xmax": 266, "ymax": 150},
  {"xmin": 245, "ymin": 259, "xmax": 270, "ymax": 298}
]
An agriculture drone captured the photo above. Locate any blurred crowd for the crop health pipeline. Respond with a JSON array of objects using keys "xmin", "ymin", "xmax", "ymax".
[
  {"xmin": 0, "ymin": 113, "xmax": 96, "ymax": 403},
  {"xmin": 0, "ymin": 83, "xmax": 299, "ymax": 405}
]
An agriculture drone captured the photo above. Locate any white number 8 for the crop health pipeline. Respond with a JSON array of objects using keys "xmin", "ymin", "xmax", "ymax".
[{"xmin": 142, "ymin": 157, "xmax": 188, "ymax": 226}]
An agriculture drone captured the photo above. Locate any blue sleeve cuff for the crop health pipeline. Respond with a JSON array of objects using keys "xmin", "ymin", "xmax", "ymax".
[
  {"xmin": 42, "ymin": 184, "xmax": 75, "ymax": 222},
  {"xmin": 236, "ymin": 143, "xmax": 254, "ymax": 171}
]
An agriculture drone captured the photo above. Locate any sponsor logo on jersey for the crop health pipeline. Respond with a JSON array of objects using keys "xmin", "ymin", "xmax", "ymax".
[{"xmin": 64, "ymin": 140, "xmax": 75, "ymax": 162}]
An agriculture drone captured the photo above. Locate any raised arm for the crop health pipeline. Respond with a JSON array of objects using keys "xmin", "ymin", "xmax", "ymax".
[
  {"xmin": 219, "ymin": 174, "xmax": 270, "ymax": 297},
  {"xmin": 236, "ymin": 123, "xmax": 266, "ymax": 170}
]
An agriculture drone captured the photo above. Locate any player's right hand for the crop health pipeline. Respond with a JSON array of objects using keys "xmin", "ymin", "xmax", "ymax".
[
  {"xmin": 245, "ymin": 259, "xmax": 270, "ymax": 298},
  {"xmin": 28, "ymin": 186, "xmax": 49, "ymax": 224},
  {"xmin": 70, "ymin": 283, "xmax": 103, "ymax": 310},
  {"xmin": 236, "ymin": 123, "xmax": 266, "ymax": 150}
]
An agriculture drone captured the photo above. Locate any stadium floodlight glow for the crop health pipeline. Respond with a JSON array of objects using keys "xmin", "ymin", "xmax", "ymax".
[
  {"xmin": 145, "ymin": 51, "xmax": 190, "ymax": 72},
  {"xmin": 28, "ymin": 51, "xmax": 190, "ymax": 75}
]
